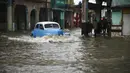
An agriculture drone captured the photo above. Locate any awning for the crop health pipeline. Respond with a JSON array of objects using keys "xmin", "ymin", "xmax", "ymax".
[{"xmin": 52, "ymin": 8, "xmax": 65, "ymax": 11}]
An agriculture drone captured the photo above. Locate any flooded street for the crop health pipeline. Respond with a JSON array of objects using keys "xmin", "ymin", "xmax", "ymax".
[{"xmin": 0, "ymin": 28, "xmax": 130, "ymax": 73}]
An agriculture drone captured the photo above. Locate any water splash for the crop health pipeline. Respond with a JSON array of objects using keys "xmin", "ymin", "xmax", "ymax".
[{"xmin": 6, "ymin": 35, "xmax": 81, "ymax": 43}]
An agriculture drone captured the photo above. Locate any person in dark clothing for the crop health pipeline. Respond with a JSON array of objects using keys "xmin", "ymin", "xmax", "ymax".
[
  {"xmin": 88, "ymin": 21, "xmax": 93, "ymax": 35},
  {"xmin": 107, "ymin": 19, "xmax": 112, "ymax": 37},
  {"xmin": 65, "ymin": 20, "xmax": 68, "ymax": 28},
  {"xmin": 97, "ymin": 20, "xmax": 102, "ymax": 34},
  {"xmin": 93, "ymin": 19, "xmax": 97, "ymax": 37},
  {"xmin": 81, "ymin": 20, "xmax": 91, "ymax": 37},
  {"xmin": 102, "ymin": 17, "xmax": 108, "ymax": 36},
  {"xmin": 81, "ymin": 20, "xmax": 94, "ymax": 37},
  {"xmin": 81, "ymin": 20, "xmax": 86, "ymax": 36}
]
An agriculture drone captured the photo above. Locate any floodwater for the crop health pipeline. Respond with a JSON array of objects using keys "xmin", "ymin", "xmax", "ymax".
[{"xmin": 0, "ymin": 28, "xmax": 130, "ymax": 73}]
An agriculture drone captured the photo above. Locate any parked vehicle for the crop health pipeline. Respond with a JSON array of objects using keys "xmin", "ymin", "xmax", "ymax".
[{"xmin": 31, "ymin": 21, "xmax": 64, "ymax": 37}]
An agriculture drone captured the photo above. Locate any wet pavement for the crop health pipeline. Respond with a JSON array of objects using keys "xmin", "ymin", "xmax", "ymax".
[{"xmin": 0, "ymin": 28, "xmax": 130, "ymax": 73}]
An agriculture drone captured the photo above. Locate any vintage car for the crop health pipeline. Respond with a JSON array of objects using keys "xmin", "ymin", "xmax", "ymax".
[{"xmin": 31, "ymin": 21, "xmax": 64, "ymax": 37}]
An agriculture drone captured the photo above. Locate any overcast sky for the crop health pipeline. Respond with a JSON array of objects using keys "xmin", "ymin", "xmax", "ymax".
[{"xmin": 74, "ymin": 0, "xmax": 96, "ymax": 5}]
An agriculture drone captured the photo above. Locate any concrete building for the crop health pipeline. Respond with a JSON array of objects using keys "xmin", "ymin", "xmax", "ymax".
[
  {"xmin": 51, "ymin": 0, "xmax": 66, "ymax": 29},
  {"xmin": 64, "ymin": 0, "xmax": 74, "ymax": 29},
  {"xmin": 111, "ymin": 0, "xmax": 130, "ymax": 36},
  {"xmin": 0, "ymin": 0, "xmax": 51, "ymax": 31},
  {"xmin": 51, "ymin": 0, "xmax": 74, "ymax": 29},
  {"xmin": 0, "ymin": 0, "xmax": 8, "ymax": 31}
]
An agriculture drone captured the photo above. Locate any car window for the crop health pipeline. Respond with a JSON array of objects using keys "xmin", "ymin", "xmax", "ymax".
[
  {"xmin": 40, "ymin": 24, "xmax": 44, "ymax": 30},
  {"xmin": 35, "ymin": 24, "xmax": 39, "ymax": 28},
  {"xmin": 53, "ymin": 24, "xmax": 59, "ymax": 28},
  {"xmin": 35, "ymin": 24, "xmax": 44, "ymax": 30},
  {"xmin": 44, "ymin": 24, "xmax": 59, "ymax": 28}
]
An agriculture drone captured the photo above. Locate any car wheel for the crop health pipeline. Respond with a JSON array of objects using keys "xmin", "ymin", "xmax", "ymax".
[{"xmin": 31, "ymin": 34, "xmax": 36, "ymax": 38}]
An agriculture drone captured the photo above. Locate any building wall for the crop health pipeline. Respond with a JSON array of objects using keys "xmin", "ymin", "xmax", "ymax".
[
  {"xmin": 0, "ymin": 0, "xmax": 52, "ymax": 31},
  {"xmin": 7, "ymin": 0, "xmax": 51, "ymax": 31},
  {"xmin": 65, "ymin": 0, "xmax": 74, "ymax": 28},
  {"xmin": 122, "ymin": 8, "xmax": 130, "ymax": 35},
  {"xmin": 111, "ymin": 8, "xmax": 130, "ymax": 36},
  {"xmin": 0, "ymin": 2, "xmax": 7, "ymax": 31},
  {"xmin": 1, "ymin": 0, "xmax": 74, "ymax": 31},
  {"xmin": 67, "ymin": 0, "xmax": 74, "ymax": 5},
  {"xmin": 15, "ymin": 0, "xmax": 46, "ymax": 30},
  {"xmin": 112, "ymin": 0, "xmax": 130, "ymax": 7},
  {"xmin": 123, "ymin": 8, "xmax": 130, "ymax": 14},
  {"xmin": 51, "ymin": 0, "xmax": 66, "ymax": 29},
  {"xmin": 47, "ymin": 0, "xmax": 52, "ymax": 21}
]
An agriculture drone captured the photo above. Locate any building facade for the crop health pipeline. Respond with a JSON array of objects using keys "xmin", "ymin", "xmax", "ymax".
[
  {"xmin": 0, "ymin": 0, "xmax": 74, "ymax": 31},
  {"xmin": 111, "ymin": 0, "xmax": 130, "ymax": 36},
  {"xmin": 0, "ymin": 0, "xmax": 8, "ymax": 31},
  {"xmin": 51, "ymin": 0, "xmax": 66, "ymax": 29},
  {"xmin": 65, "ymin": 0, "xmax": 74, "ymax": 29},
  {"xmin": 0, "ymin": 0, "xmax": 51, "ymax": 31},
  {"xmin": 51, "ymin": 0, "xmax": 74, "ymax": 29}
]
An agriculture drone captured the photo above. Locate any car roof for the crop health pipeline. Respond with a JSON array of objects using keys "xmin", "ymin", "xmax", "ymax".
[{"xmin": 36, "ymin": 21, "xmax": 59, "ymax": 25}]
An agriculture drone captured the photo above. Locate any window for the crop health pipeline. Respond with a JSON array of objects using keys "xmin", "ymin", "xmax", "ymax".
[
  {"xmin": 44, "ymin": 24, "xmax": 59, "ymax": 28},
  {"xmin": 53, "ymin": 24, "xmax": 59, "ymax": 28},
  {"xmin": 40, "ymin": 24, "xmax": 44, "ymax": 30},
  {"xmin": 35, "ymin": 24, "xmax": 39, "ymax": 28},
  {"xmin": 35, "ymin": 24, "xmax": 44, "ymax": 30}
]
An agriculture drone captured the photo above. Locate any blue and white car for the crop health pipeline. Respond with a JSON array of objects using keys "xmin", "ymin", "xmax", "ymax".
[{"xmin": 31, "ymin": 21, "xmax": 64, "ymax": 37}]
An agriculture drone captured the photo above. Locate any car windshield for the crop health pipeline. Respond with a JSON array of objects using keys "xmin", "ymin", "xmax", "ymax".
[{"xmin": 44, "ymin": 24, "xmax": 59, "ymax": 28}]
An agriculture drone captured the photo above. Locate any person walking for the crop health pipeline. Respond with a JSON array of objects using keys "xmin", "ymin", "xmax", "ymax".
[
  {"xmin": 102, "ymin": 17, "xmax": 108, "ymax": 37},
  {"xmin": 93, "ymin": 19, "xmax": 98, "ymax": 37}
]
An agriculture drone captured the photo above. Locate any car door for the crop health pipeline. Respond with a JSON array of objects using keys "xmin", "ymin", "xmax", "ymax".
[{"xmin": 35, "ymin": 24, "xmax": 45, "ymax": 37}]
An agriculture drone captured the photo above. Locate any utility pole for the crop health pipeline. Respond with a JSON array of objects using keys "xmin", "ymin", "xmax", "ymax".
[
  {"xmin": 81, "ymin": 0, "xmax": 89, "ymax": 36},
  {"xmin": 46, "ymin": 0, "xmax": 48, "ymax": 21},
  {"xmin": 7, "ymin": 0, "xmax": 13, "ymax": 31},
  {"xmin": 107, "ymin": 0, "xmax": 112, "ymax": 37},
  {"xmin": 82, "ymin": 0, "xmax": 88, "ymax": 22},
  {"xmin": 78, "ymin": 1, "xmax": 82, "ymax": 26}
]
